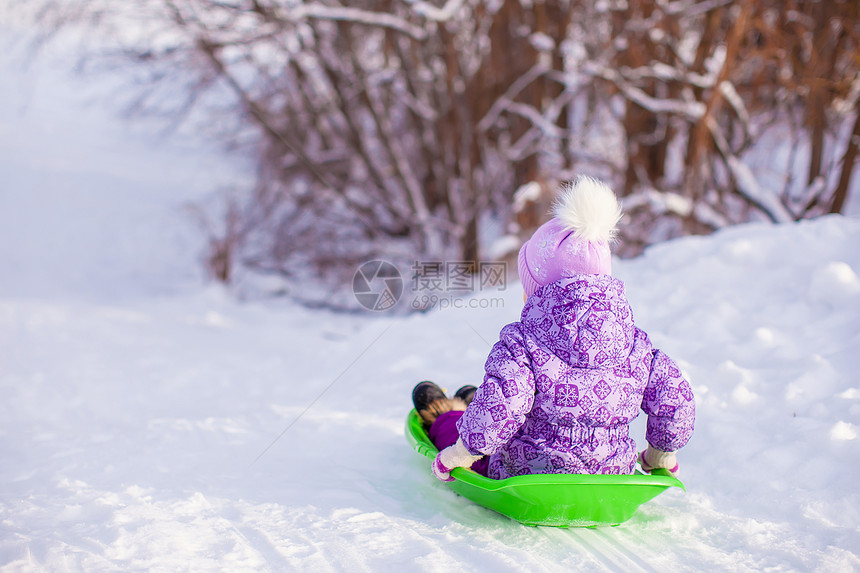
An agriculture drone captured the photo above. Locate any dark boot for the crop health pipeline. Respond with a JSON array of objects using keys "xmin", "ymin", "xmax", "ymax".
[
  {"xmin": 454, "ymin": 385, "xmax": 477, "ymax": 406},
  {"xmin": 413, "ymin": 381, "xmax": 467, "ymax": 427},
  {"xmin": 412, "ymin": 381, "xmax": 447, "ymax": 413}
]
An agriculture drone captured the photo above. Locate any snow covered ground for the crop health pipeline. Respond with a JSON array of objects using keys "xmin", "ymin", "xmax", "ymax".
[{"xmin": 2, "ymin": 32, "xmax": 860, "ymax": 572}]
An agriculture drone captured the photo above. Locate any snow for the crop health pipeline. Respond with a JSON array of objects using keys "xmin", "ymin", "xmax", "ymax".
[
  {"xmin": 2, "ymin": 31, "xmax": 860, "ymax": 573},
  {"xmin": 407, "ymin": 0, "xmax": 466, "ymax": 22}
]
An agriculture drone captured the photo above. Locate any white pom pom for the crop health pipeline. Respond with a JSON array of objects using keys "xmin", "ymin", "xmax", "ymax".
[{"xmin": 552, "ymin": 176, "xmax": 622, "ymax": 242}]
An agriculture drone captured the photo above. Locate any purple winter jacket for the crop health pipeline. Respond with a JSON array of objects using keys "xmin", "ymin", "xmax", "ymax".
[{"xmin": 456, "ymin": 274, "xmax": 695, "ymax": 479}]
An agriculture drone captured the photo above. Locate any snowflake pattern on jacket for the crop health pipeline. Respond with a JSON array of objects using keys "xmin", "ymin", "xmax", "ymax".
[{"xmin": 456, "ymin": 274, "xmax": 695, "ymax": 479}]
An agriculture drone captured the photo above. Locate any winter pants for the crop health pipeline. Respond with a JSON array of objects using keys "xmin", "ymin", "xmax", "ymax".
[{"xmin": 428, "ymin": 410, "xmax": 489, "ymax": 476}]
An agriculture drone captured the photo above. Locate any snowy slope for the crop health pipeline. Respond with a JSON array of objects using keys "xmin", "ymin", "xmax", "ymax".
[
  {"xmin": 2, "ymin": 33, "xmax": 860, "ymax": 573},
  {"xmin": 5, "ymin": 219, "xmax": 860, "ymax": 571}
]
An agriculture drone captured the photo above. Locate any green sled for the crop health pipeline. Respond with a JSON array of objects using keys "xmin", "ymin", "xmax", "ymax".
[{"xmin": 406, "ymin": 410, "xmax": 684, "ymax": 527}]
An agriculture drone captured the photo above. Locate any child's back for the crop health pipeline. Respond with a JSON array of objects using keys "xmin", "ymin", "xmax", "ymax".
[{"xmin": 457, "ymin": 273, "xmax": 694, "ymax": 479}]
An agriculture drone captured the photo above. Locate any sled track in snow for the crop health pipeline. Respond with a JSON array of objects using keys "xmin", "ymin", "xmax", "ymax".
[{"xmin": 541, "ymin": 526, "xmax": 661, "ymax": 572}]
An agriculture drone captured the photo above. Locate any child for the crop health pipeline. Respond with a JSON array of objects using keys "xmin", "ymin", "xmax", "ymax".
[{"xmin": 413, "ymin": 176, "xmax": 695, "ymax": 482}]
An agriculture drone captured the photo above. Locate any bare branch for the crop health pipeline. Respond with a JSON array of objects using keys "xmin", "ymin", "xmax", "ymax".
[{"xmin": 285, "ymin": 4, "xmax": 427, "ymax": 41}]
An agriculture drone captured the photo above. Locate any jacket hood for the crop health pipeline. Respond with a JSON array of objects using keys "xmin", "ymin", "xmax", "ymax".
[{"xmin": 520, "ymin": 274, "xmax": 635, "ymax": 369}]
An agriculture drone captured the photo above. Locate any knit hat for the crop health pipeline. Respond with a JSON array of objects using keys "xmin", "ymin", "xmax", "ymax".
[{"xmin": 518, "ymin": 176, "xmax": 623, "ymax": 298}]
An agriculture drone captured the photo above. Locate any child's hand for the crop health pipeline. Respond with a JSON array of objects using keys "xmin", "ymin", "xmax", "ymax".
[
  {"xmin": 638, "ymin": 446, "xmax": 680, "ymax": 476},
  {"xmin": 432, "ymin": 454, "xmax": 455, "ymax": 482},
  {"xmin": 432, "ymin": 439, "xmax": 483, "ymax": 482}
]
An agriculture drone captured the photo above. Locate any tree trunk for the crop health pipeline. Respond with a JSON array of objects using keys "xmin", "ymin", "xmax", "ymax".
[{"xmin": 830, "ymin": 107, "xmax": 860, "ymax": 214}]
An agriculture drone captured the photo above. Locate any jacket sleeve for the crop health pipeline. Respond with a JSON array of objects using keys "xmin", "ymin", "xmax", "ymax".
[
  {"xmin": 456, "ymin": 323, "xmax": 535, "ymax": 456},
  {"xmin": 641, "ymin": 348, "xmax": 696, "ymax": 453}
]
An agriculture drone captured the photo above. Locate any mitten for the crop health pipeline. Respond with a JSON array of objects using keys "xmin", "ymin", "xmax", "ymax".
[
  {"xmin": 432, "ymin": 439, "xmax": 483, "ymax": 482},
  {"xmin": 638, "ymin": 446, "xmax": 679, "ymax": 476}
]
